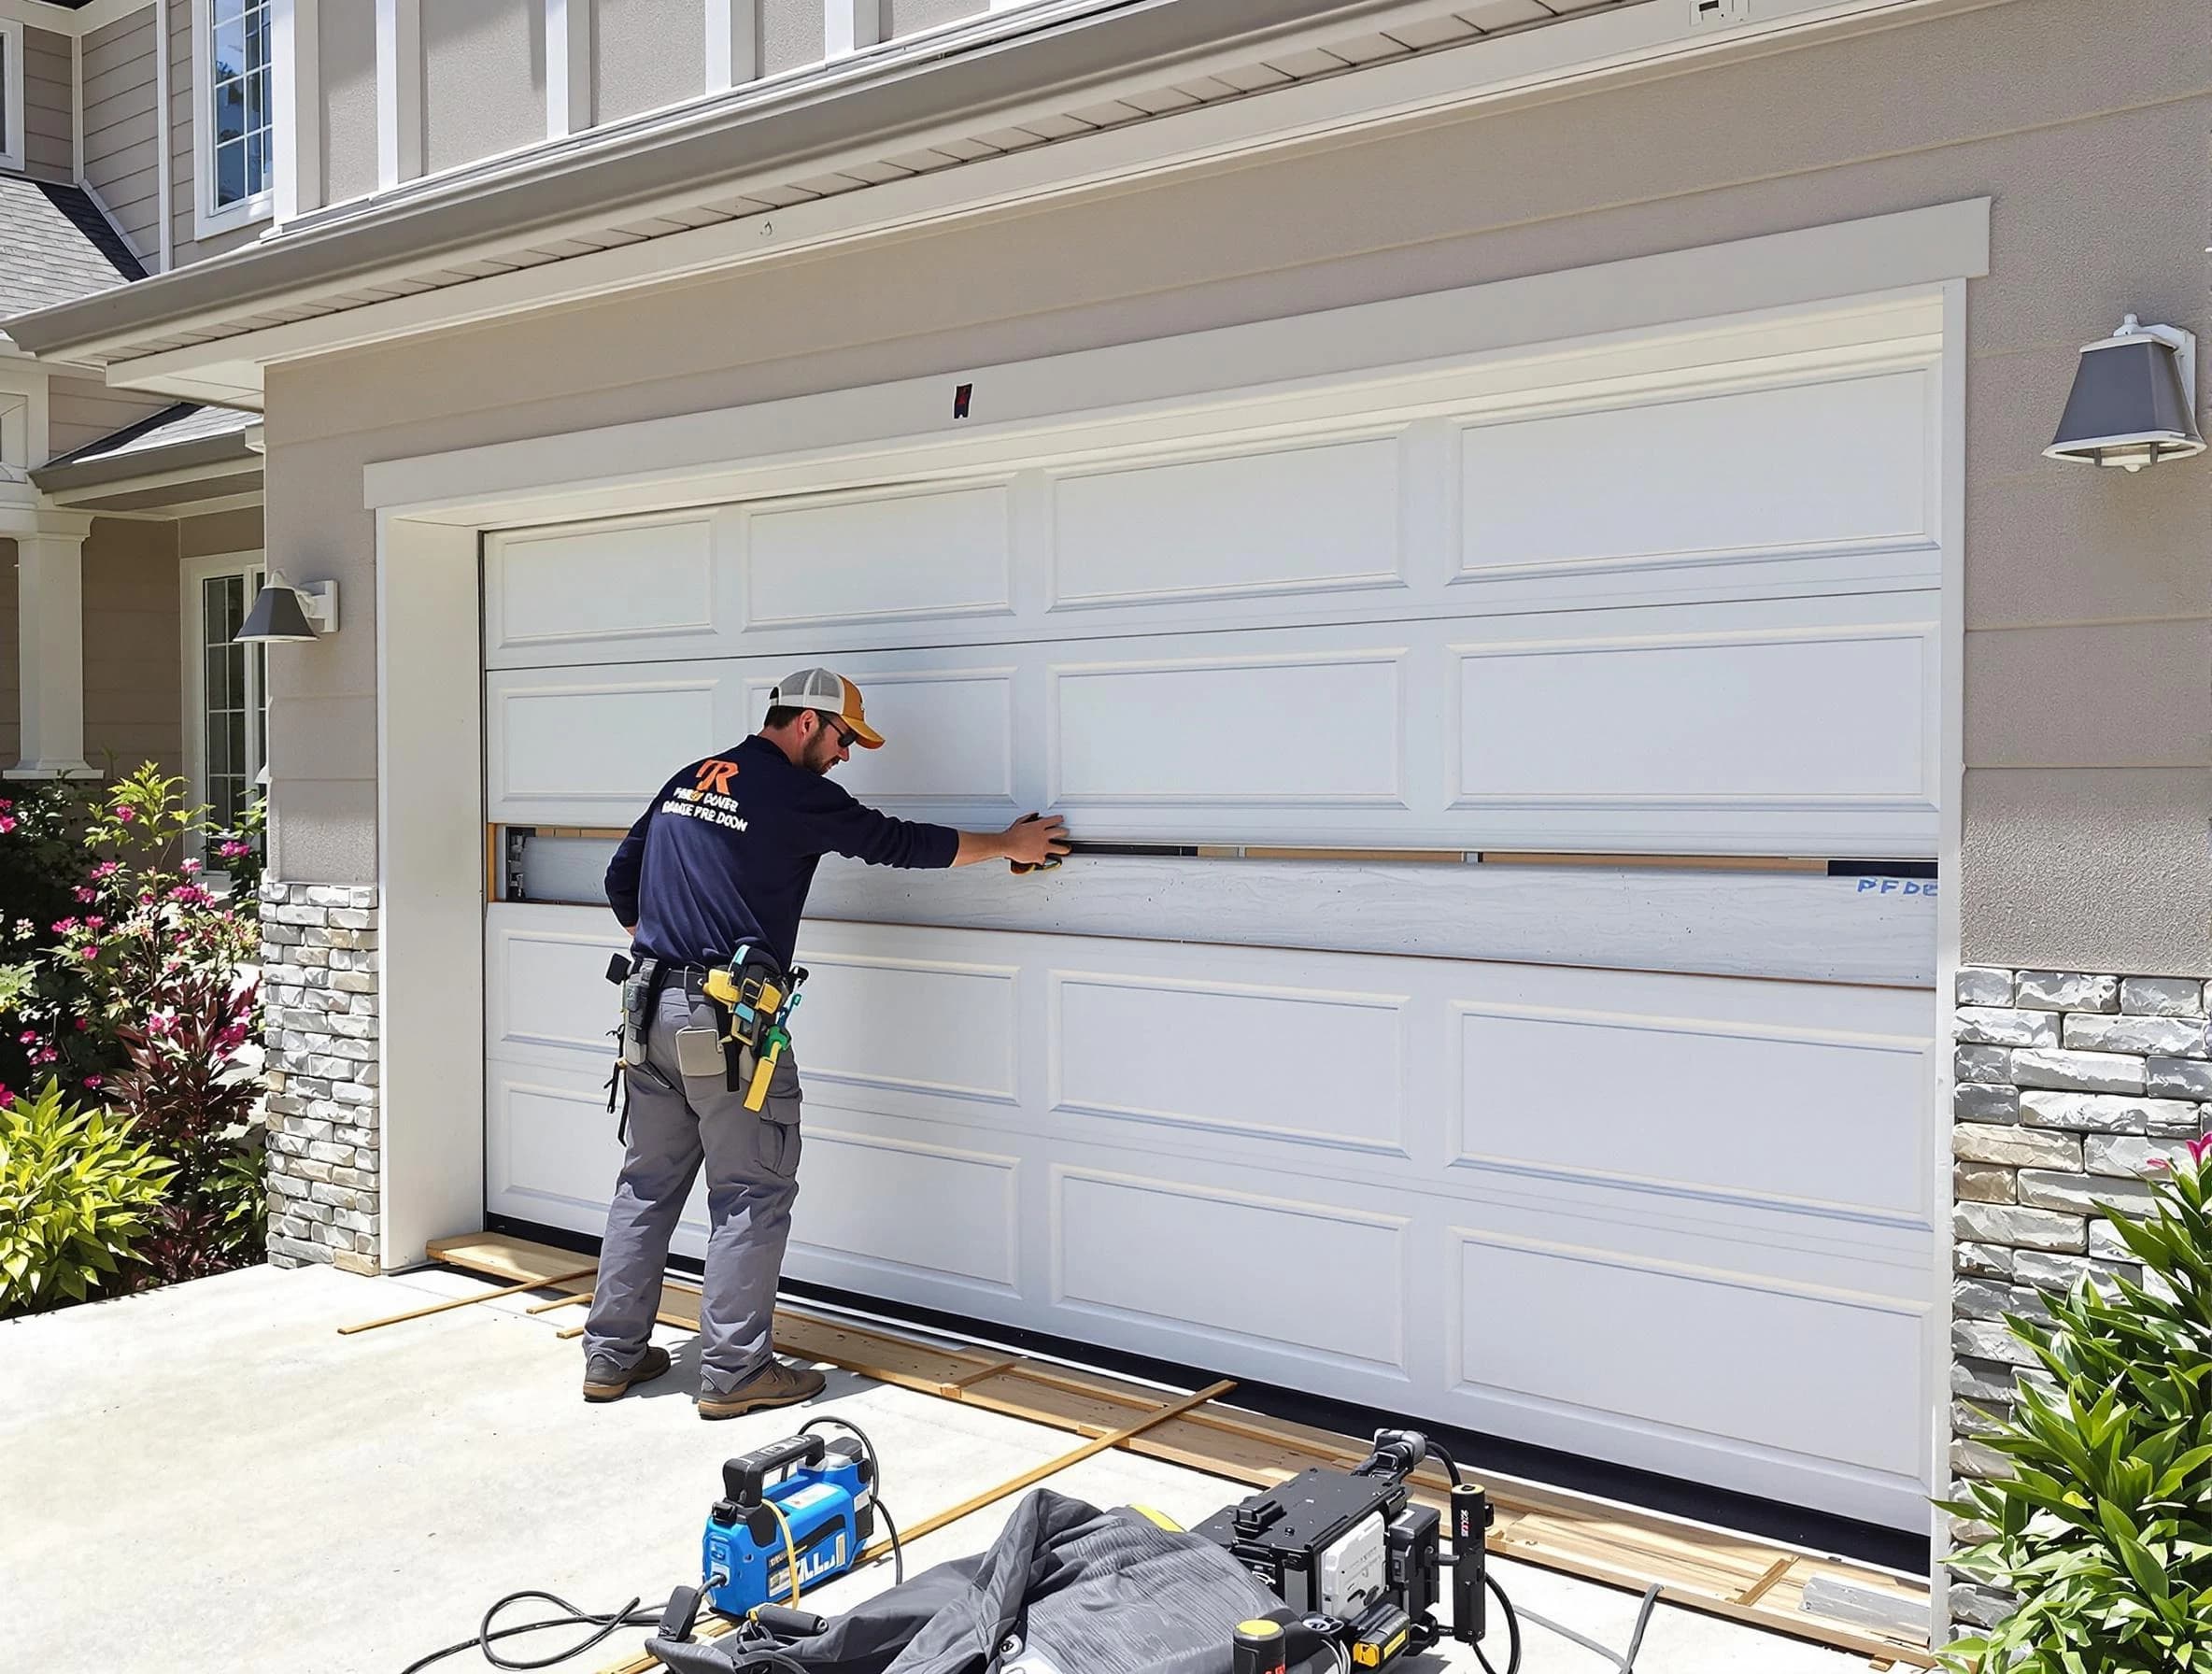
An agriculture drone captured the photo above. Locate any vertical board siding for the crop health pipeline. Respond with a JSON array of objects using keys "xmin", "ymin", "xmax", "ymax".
[
  {"xmin": 81, "ymin": 519, "xmax": 183, "ymax": 781},
  {"xmin": 23, "ymin": 26, "xmax": 74, "ymax": 182},
  {"xmin": 83, "ymin": 9, "xmax": 163, "ymax": 262}
]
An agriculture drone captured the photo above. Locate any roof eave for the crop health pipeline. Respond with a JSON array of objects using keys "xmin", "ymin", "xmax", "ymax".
[{"xmin": 1, "ymin": 0, "xmax": 1404, "ymax": 360}]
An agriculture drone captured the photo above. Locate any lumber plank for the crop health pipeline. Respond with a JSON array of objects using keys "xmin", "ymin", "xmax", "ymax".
[
  {"xmin": 434, "ymin": 1234, "xmax": 1934, "ymax": 1669},
  {"xmin": 337, "ymin": 1264, "xmax": 599, "ymax": 1334}
]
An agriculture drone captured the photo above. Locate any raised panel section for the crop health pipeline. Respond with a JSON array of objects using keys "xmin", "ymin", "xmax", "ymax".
[
  {"xmin": 490, "ymin": 517, "xmax": 716, "ymax": 650},
  {"xmin": 744, "ymin": 485, "xmax": 1012, "ymax": 629},
  {"xmin": 1459, "ymin": 371, "xmax": 1931, "ymax": 575},
  {"xmin": 1056, "ymin": 1170, "xmax": 1407, "ymax": 1372},
  {"xmin": 1052, "ymin": 438, "xmax": 1403, "ymax": 609},
  {"xmin": 493, "ymin": 679, "xmax": 719, "ymax": 807},
  {"xmin": 1457, "ymin": 1230, "xmax": 1926, "ymax": 1478},
  {"xmin": 1053, "ymin": 974, "xmax": 1409, "ymax": 1155},
  {"xmin": 1456, "ymin": 626, "xmax": 1933, "ymax": 805},
  {"xmin": 1455, "ymin": 1006, "xmax": 1928, "ymax": 1219},
  {"xmin": 491, "ymin": 924, "xmax": 625, "ymax": 1056},
  {"xmin": 488, "ymin": 1076, "xmax": 624, "ymax": 1227},
  {"xmin": 794, "ymin": 954, "xmax": 1018, "ymax": 1104},
  {"xmin": 793, "ymin": 1130, "xmax": 1018, "ymax": 1290},
  {"xmin": 1052, "ymin": 651, "xmax": 1405, "ymax": 806},
  {"xmin": 744, "ymin": 668, "xmax": 1017, "ymax": 807}
]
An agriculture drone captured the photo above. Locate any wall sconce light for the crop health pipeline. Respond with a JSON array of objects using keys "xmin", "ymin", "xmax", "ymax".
[
  {"xmin": 234, "ymin": 574, "xmax": 339, "ymax": 644},
  {"xmin": 2046, "ymin": 314, "xmax": 2204, "ymax": 472}
]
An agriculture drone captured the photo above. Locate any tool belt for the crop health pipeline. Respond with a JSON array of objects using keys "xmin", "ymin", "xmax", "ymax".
[{"xmin": 605, "ymin": 946, "xmax": 807, "ymax": 1126}]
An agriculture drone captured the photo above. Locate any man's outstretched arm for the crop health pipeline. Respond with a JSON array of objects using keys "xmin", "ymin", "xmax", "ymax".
[{"xmin": 953, "ymin": 814, "xmax": 1070, "ymax": 869}]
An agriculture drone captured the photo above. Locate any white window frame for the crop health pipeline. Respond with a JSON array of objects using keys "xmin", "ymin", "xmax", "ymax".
[
  {"xmin": 181, "ymin": 550, "xmax": 269, "ymax": 861},
  {"xmin": 191, "ymin": 0, "xmax": 275, "ymax": 237},
  {"xmin": 0, "ymin": 18, "xmax": 25, "ymax": 174}
]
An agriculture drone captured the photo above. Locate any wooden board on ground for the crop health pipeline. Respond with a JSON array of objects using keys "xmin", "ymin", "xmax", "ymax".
[{"xmin": 423, "ymin": 1233, "xmax": 1936, "ymax": 1668}]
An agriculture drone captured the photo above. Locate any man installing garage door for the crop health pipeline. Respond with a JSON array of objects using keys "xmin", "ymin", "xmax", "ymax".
[{"xmin": 583, "ymin": 667, "xmax": 1071, "ymax": 1417}]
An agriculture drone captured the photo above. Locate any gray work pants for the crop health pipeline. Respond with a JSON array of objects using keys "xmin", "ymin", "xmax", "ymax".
[{"xmin": 583, "ymin": 982, "xmax": 802, "ymax": 1393}]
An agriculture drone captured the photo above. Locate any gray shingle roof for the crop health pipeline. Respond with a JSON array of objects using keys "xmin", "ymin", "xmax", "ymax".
[
  {"xmin": 0, "ymin": 174, "xmax": 145, "ymax": 323},
  {"xmin": 43, "ymin": 401, "xmax": 257, "ymax": 471}
]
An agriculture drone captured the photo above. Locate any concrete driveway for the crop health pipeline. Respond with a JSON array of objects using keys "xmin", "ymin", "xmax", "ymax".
[{"xmin": 2, "ymin": 1262, "xmax": 1884, "ymax": 1673}]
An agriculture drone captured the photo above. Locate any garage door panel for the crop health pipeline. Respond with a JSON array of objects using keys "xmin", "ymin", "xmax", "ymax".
[
  {"xmin": 1453, "ymin": 1005, "xmax": 1931, "ymax": 1222},
  {"xmin": 1454, "ymin": 624, "xmax": 1933, "ymax": 804},
  {"xmin": 796, "ymin": 952, "xmax": 1021, "ymax": 1106},
  {"xmin": 790, "ymin": 1127, "xmax": 1021, "ymax": 1297},
  {"xmin": 1454, "ymin": 1229, "xmax": 1928, "ymax": 1480},
  {"xmin": 489, "ymin": 674, "xmax": 725, "ymax": 815},
  {"xmin": 1050, "ymin": 646, "xmax": 1409, "ymax": 808},
  {"xmin": 1050, "ymin": 972, "xmax": 1411, "ymax": 1158},
  {"xmin": 1049, "ymin": 435, "xmax": 1406, "ymax": 610},
  {"xmin": 487, "ymin": 513, "xmax": 721, "ymax": 653},
  {"xmin": 1054, "ymin": 1166, "xmax": 1411, "ymax": 1378},
  {"xmin": 741, "ymin": 483, "xmax": 1014, "ymax": 631},
  {"xmin": 1459, "ymin": 368, "xmax": 1933, "ymax": 575},
  {"xmin": 745, "ymin": 666, "xmax": 1021, "ymax": 809},
  {"xmin": 486, "ymin": 1071, "xmax": 629, "ymax": 1235},
  {"xmin": 489, "ymin": 920, "xmax": 628, "ymax": 1056}
]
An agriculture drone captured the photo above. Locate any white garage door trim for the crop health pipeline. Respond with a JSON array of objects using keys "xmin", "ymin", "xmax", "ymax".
[{"xmin": 370, "ymin": 204, "xmax": 1975, "ymax": 1560}]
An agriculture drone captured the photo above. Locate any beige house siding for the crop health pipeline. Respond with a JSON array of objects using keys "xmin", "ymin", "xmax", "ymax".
[
  {"xmin": 177, "ymin": 504, "xmax": 262, "ymax": 560},
  {"xmin": 886, "ymin": 0, "xmax": 985, "ymax": 39},
  {"xmin": 81, "ymin": 518, "xmax": 182, "ymax": 782},
  {"xmin": 423, "ymin": 0, "xmax": 546, "ymax": 178},
  {"xmin": 46, "ymin": 375, "xmax": 175, "ymax": 461},
  {"xmin": 593, "ymin": 0, "xmax": 705, "ymax": 126},
  {"xmin": 168, "ymin": 0, "xmax": 263, "ymax": 267},
  {"xmin": 320, "ymin": 0, "xmax": 379, "ymax": 206},
  {"xmin": 759, "ymin": 0, "xmax": 825, "ymax": 78},
  {"xmin": 83, "ymin": 8, "xmax": 164, "ymax": 266},
  {"xmin": 262, "ymin": 0, "xmax": 2212, "ymax": 974},
  {"xmin": 22, "ymin": 26, "xmax": 74, "ymax": 184}
]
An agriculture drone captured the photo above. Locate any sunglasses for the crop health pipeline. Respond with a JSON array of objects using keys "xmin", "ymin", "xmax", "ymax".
[{"xmin": 823, "ymin": 717, "xmax": 858, "ymax": 750}]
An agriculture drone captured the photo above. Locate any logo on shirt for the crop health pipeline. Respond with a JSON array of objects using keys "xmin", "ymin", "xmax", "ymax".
[{"xmin": 695, "ymin": 759, "xmax": 741, "ymax": 795}]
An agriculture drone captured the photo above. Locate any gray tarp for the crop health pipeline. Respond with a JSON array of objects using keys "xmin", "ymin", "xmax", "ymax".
[{"xmin": 650, "ymin": 1490, "xmax": 1331, "ymax": 1674}]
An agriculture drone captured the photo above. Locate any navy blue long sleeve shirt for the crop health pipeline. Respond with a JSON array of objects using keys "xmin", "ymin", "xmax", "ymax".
[{"xmin": 605, "ymin": 733, "xmax": 958, "ymax": 971}]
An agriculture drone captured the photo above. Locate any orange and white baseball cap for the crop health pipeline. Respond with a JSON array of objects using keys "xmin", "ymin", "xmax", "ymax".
[{"xmin": 769, "ymin": 667, "xmax": 885, "ymax": 748}]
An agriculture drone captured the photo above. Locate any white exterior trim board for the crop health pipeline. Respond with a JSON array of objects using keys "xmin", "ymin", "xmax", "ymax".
[{"xmin": 0, "ymin": 17, "xmax": 24, "ymax": 172}]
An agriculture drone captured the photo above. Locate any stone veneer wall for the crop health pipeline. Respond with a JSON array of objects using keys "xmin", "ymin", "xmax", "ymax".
[
  {"xmin": 259, "ymin": 882, "xmax": 382, "ymax": 1273},
  {"xmin": 1949, "ymin": 965, "xmax": 2210, "ymax": 1629}
]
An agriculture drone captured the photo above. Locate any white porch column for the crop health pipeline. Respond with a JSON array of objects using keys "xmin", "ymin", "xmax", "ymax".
[{"xmin": 3, "ymin": 508, "xmax": 97, "ymax": 780}]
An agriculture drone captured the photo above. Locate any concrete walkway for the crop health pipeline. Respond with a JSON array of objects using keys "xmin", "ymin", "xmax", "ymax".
[{"xmin": 2, "ymin": 1263, "xmax": 1879, "ymax": 1673}]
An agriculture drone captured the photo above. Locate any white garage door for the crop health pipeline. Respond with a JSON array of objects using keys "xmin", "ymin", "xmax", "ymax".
[{"xmin": 481, "ymin": 292, "xmax": 1944, "ymax": 1531}]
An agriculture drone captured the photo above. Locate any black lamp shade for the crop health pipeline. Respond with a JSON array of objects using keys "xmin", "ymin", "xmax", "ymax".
[
  {"xmin": 235, "ymin": 582, "xmax": 319, "ymax": 643},
  {"xmin": 2046, "ymin": 328, "xmax": 2205, "ymax": 470}
]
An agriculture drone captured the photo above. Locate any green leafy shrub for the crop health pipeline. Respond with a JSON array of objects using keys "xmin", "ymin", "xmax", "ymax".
[
  {"xmin": 0, "ymin": 1080, "xmax": 174, "ymax": 1315},
  {"xmin": 0, "ymin": 777, "xmax": 106, "ymax": 1099},
  {"xmin": 1940, "ymin": 1138, "xmax": 2212, "ymax": 1672}
]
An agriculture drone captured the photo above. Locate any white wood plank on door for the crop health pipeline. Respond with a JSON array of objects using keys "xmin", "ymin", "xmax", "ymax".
[
  {"xmin": 739, "ymin": 482, "xmax": 1014, "ymax": 630},
  {"xmin": 486, "ymin": 514, "xmax": 718, "ymax": 649}
]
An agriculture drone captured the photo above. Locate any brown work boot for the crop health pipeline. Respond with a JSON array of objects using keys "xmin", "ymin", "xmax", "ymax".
[
  {"xmin": 581, "ymin": 1344, "xmax": 672, "ymax": 1402},
  {"xmin": 697, "ymin": 1358, "xmax": 827, "ymax": 1420}
]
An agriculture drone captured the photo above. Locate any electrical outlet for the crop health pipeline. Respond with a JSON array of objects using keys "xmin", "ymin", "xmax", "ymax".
[{"xmin": 1690, "ymin": 0, "xmax": 1749, "ymax": 26}]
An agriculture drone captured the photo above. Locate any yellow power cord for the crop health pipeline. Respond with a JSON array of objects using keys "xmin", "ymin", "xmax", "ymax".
[{"xmin": 761, "ymin": 1497, "xmax": 804, "ymax": 1611}]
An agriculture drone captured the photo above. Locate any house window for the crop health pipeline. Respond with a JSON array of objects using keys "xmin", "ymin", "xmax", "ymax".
[
  {"xmin": 195, "ymin": 0, "xmax": 274, "ymax": 233},
  {"xmin": 0, "ymin": 20, "xmax": 25, "ymax": 174},
  {"xmin": 186, "ymin": 559, "xmax": 268, "ymax": 842}
]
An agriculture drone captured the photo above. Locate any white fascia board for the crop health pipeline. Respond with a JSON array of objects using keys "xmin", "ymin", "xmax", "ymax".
[
  {"xmin": 363, "ymin": 199, "xmax": 1987, "ymax": 522},
  {"xmin": 106, "ymin": 0, "xmax": 1984, "ymax": 398}
]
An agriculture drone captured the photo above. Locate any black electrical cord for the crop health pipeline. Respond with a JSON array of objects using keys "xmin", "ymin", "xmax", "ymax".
[
  {"xmin": 397, "ymin": 1589, "xmax": 665, "ymax": 1674},
  {"xmin": 1424, "ymin": 1437, "xmax": 1465, "ymax": 1489},
  {"xmin": 800, "ymin": 1414, "xmax": 905, "ymax": 1586},
  {"xmin": 1470, "ymin": 1572, "xmax": 1523, "ymax": 1674}
]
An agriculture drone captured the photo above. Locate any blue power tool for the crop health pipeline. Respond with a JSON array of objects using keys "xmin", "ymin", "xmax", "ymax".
[{"xmin": 702, "ymin": 1433, "xmax": 874, "ymax": 1618}]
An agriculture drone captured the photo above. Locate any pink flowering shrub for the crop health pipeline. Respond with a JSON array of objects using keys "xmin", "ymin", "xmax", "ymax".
[{"xmin": 0, "ymin": 765, "xmax": 266, "ymax": 1298}]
